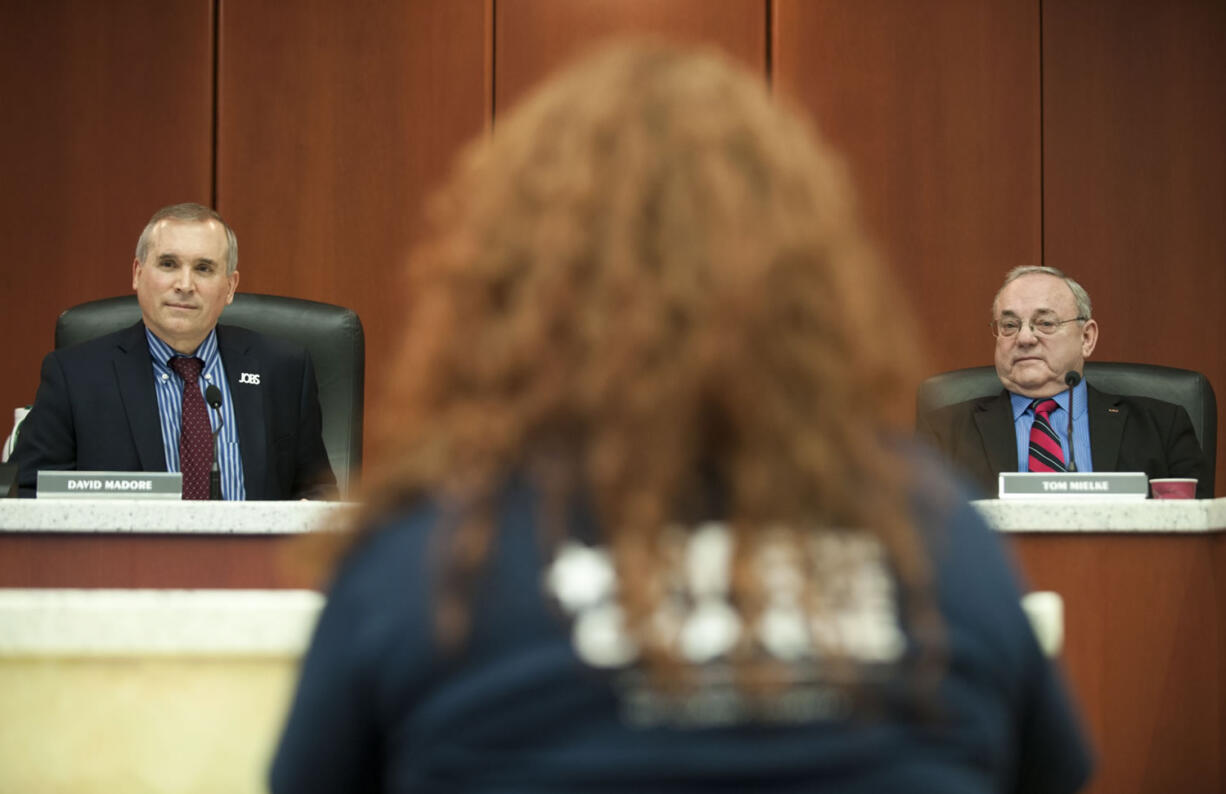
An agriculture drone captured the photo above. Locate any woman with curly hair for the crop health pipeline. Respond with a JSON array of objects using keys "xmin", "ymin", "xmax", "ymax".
[{"xmin": 272, "ymin": 40, "xmax": 1090, "ymax": 793}]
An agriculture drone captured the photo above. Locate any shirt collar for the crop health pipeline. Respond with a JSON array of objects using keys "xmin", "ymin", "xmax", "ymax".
[
  {"xmin": 1009, "ymin": 378, "xmax": 1088, "ymax": 420},
  {"xmin": 145, "ymin": 326, "xmax": 219, "ymax": 369}
]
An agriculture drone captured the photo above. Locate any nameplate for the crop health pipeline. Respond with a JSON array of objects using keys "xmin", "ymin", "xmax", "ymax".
[
  {"xmin": 998, "ymin": 472, "xmax": 1148, "ymax": 500},
  {"xmin": 37, "ymin": 471, "xmax": 183, "ymax": 500}
]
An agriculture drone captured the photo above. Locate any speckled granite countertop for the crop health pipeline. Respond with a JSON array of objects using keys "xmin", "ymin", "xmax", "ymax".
[
  {"xmin": 0, "ymin": 496, "xmax": 1222, "ymax": 535},
  {"xmin": 975, "ymin": 496, "xmax": 1226, "ymax": 533},
  {"xmin": 0, "ymin": 499, "xmax": 355, "ymax": 534}
]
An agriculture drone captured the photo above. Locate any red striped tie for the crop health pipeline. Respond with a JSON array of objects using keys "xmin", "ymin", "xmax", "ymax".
[
  {"xmin": 1027, "ymin": 398, "xmax": 1066, "ymax": 473},
  {"xmin": 170, "ymin": 356, "xmax": 212, "ymax": 500}
]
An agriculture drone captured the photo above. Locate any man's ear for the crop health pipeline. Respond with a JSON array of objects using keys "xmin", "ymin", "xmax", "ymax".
[
  {"xmin": 1081, "ymin": 318, "xmax": 1099, "ymax": 358},
  {"xmin": 131, "ymin": 258, "xmax": 142, "ymax": 291},
  {"xmin": 226, "ymin": 270, "xmax": 240, "ymax": 304}
]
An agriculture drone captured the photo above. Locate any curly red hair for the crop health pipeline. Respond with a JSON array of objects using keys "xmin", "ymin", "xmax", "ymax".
[{"xmin": 353, "ymin": 39, "xmax": 938, "ymax": 690}]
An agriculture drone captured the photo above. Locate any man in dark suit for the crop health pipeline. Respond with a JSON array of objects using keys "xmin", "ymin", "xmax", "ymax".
[
  {"xmin": 918, "ymin": 266, "xmax": 1210, "ymax": 498},
  {"xmin": 10, "ymin": 203, "xmax": 335, "ymax": 499}
]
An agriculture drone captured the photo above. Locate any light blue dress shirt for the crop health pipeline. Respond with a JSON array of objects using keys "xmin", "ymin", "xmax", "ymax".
[
  {"xmin": 1010, "ymin": 379, "xmax": 1093, "ymax": 473},
  {"xmin": 145, "ymin": 327, "xmax": 247, "ymax": 500}
]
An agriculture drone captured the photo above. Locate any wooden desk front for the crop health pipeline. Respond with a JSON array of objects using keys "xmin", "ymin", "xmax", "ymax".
[
  {"xmin": 2, "ymin": 497, "xmax": 1224, "ymax": 793},
  {"xmin": 0, "ymin": 500, "xmax": 348, "ymax": 589},
  {"xmin": 981, "ymin": 499, "xmax": 1226, "ymax": 794}
]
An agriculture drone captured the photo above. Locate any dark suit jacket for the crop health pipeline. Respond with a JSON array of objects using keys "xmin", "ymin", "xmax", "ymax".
[
  {"xmin": 11, "ymin": 322, "xmax": 336, "ymax": 499},
  {"xmin": 917, "ymin": 383, "xmax": 1212, "ymax": 499}
]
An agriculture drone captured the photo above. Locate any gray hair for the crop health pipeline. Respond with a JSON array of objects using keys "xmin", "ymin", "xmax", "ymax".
[
  {"xmin": 135, "ymin": 203, "xmax": 239, "ymax": 275},
  {"xmin": 992, "ymin": 265, "xmax": 1092, "ymax": 320}
]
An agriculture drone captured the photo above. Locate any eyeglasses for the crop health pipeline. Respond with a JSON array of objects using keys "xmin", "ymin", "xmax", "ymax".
[{"xmin": 991, "ymin": 316, "xmax": 1087, "ymax": 338}]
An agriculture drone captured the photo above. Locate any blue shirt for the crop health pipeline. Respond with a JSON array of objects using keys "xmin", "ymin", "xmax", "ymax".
[
  {"xmin": 145, "ymin": 327, "xmax": 246, "ymax": 500},
  {"xmin": 1010, "ymin": 379, "xmax": 1093, "ymax": 473}
]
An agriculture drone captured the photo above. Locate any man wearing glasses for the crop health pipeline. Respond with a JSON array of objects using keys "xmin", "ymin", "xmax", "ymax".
[{"xmin": 918, "ymin": 265, "xmax": 1210, "ymax": 497}]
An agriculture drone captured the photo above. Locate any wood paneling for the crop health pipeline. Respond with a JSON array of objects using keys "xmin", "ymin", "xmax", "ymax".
[
  {"xmin": 1013, "ymin": 532, "xmax": 1224, "ymax": 794},
  {"xmin": 1043, "ymin": 0, "xmax": 1226, "ymax": 497},
  {"xmin": 0, "ymin": 533, "xmax": 316, "ymax": 589},
  {"xmin": 494, "ymin": 0, "xmax": 766, "ymax": 115},
  {"xmin": 4, "ymin": 3, "xmax": 1218, "ymax": 494},
  {"xmin": 215, "ymin": 0, "xmax": 490, "ymax": 457},
  {"xmin": 773, "ymin": 1, "xmax": 1041, "ymax": 376},
  {"xmin": 3, "ymin": 2, "xmax": 1223, "ymax": 788},
  {"xmin": 0, "ymin": 0, "xmax": 213, "ymax": 433}
]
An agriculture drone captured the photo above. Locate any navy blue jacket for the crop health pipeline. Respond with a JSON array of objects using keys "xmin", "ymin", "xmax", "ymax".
[{"xmin": 272, "ymin": 470, "xmax": 1091, "ymax": 793}]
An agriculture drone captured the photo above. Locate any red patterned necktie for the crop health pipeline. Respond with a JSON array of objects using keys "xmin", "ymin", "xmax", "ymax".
[
  {"xmin": 1027, "ymin": 398, "xmax": 1067, "ymax": 473},
  {"xmin": 170, "ymin": 356, "xmax": 212, "ymax": 500}
]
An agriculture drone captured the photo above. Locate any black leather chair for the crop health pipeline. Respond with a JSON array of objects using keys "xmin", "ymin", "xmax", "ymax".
[
  {"xmin": 917, "ymin": 362, "xmax": 1217, "ymax": 492},
  {"xmin": 55, "ymin": 294, "xmax": 365, "ymax": 497}
]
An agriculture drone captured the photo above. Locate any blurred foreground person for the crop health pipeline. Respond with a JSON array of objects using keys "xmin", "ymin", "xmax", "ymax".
[{"xmin": 272, "ymin": 41, "xmax": 1091, "ymax": 793}]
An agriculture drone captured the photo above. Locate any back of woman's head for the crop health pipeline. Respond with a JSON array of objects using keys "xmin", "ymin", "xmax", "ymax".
[
  {"xmin": 364, "ymin": 39, "xmax": 933, "ymax": 678},
  {"xmin": 374, "ymin": 39, "xmax": 920, "ymax": 510}
]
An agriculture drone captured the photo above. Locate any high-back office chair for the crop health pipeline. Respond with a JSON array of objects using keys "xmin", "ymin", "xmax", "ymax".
[
  {"xmin": 916, "ymin": 362, "xmax": 1217, "ymax": 493},
  {"xmin": 55, "ymin": 294, "xmax": 365, "ymax": 497}
]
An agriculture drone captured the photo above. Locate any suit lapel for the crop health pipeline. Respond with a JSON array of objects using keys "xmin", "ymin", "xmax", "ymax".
[
  {"xmin": 218, "ymin": 326, "xmax": 268, "ymax": 499},
  {"xmin": 1087, "ymin": 383, "xmax": 1125, "ymax": 472},
  {"xmin": 114, "ymin": 323, "xmax": 168, "ymax": 471},
  {"xmin": 974, "ymin": 391, "xmax": 1019, "ymax": 478}
]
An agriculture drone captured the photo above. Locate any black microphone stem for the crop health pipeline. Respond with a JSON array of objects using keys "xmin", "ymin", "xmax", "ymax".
[
  {"xmin": 1065, "ymin": 371, "xmax": 1081, "ymax": 473},
  {"xmin": 209, "ymin": 448, "xmax": 222, "ymax": 500},
  {"xmin": 205, "ymin": 385, "xmax": 224, "ymax": 501}
]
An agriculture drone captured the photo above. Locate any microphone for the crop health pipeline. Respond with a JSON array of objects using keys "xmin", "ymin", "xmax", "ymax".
[
  {"xmin": 205, "ymin": 385, "xmax": 224, "ymax": 500},
  {"xmin": 1064, "ymin": 371, "xmax": 1081, "ymax": 473}
]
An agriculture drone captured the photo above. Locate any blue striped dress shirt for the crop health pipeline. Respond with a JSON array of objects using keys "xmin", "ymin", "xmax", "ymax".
[
  {"xmin": 1010, "ymin": 379, "xmax": 1093, "ymax": 473},
  {"xmin": 145, "ymin": 327, "xmax": 246, "ymax": 500}
]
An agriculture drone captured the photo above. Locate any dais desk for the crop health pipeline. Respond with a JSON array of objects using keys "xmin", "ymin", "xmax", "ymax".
[
  {"xmin": 1, "ymin": 497, "xmax": 1223, "ymax": 793},
  {"xmin": 981, "ymin": 497, "xmax": 1226, "ymax": 794},
  {"xmin": 0, "ymin": 500, "xmax": 352, "ymax": 589}
]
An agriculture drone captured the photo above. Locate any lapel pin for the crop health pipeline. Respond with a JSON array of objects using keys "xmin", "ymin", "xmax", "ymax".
[{"xmin": 239, "ymin": 372, "xmax": 261, "ymax": 385}]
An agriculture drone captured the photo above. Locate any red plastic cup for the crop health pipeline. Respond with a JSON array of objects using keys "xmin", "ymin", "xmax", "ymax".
[{"xmin": 1150, "ymin": 478, "xmax": 1197, "ymax": 499}]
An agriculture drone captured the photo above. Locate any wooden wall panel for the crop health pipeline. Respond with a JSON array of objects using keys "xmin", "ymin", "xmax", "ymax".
[
  {"xmin": 0, "ymin": 0, "xmax": 213, "ymax": 435},
  {"xmin": 773, "ymin": 0, "xmax": 1041, "ymax": 377},
  {"xmin": 494, "ymin": 0, "xmax": 766, "ymax": 115},
  {"xmin": 1043, "ymin": 0, "xmax": 1226, "ymax": 497},
  {"xmin": 215, "ymin": 0, "xmax": 490, "ymax": 465}
]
